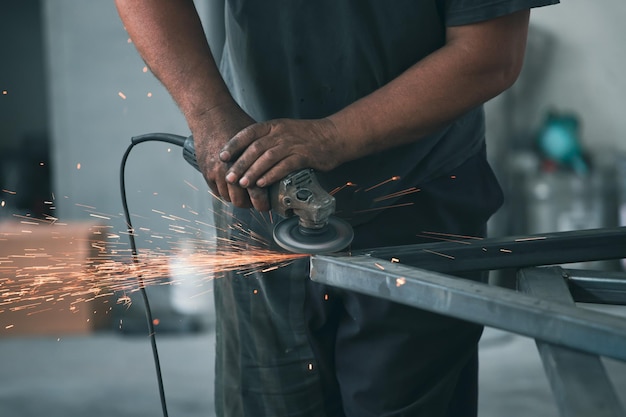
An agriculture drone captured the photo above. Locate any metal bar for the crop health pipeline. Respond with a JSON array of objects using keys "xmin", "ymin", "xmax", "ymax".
[
  {"xmin": 564, "ymin": 269, "xmax": 626, "ymax": 305},
  {"xmin": 517, "ymin": 267, "xmax": 625, "ymax": 417},
  {"xmin": 355, "ymin": 226, "xmax": 626, "ymax": 273},
  {"xmin": 310, "ymin": 255, "xmax": 626, "ymax": 362}
]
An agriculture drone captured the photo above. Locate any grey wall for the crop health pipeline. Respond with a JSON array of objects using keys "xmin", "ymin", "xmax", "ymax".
[
  {"xmin": 0, "ymin": 0, "xmax": 48, "ymax": 149},
  {"xmin": 0, "ymin": 1, "xmax": 51, "ymax": 217},
  {"xmin": 486, "ymin": 0, "xmax": 626, "ymax": 158},
  {"xmin": 42, "ymin": 0, "xmax": 216, "ymax": 251}
]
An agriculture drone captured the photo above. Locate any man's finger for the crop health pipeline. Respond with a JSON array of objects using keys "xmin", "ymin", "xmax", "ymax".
[
  {"xmin": 228, "ymin": 183, "xmax": 253, "ymax": 208},
  {"xmin": 248, "ymin": 186, "xmax": 270, "ymax": 212},
  {"xmin": 215, "ymin": 178, "xmax": 231, "ymax": 203},
  {"xmin": 205, "ymin": 180, "xmax": 220, "ymax": 199},
  {"xmin": 256, "ymin": 156, "xmax": 304, "ymax": 188},
  {"xmin": 219, "ymin": 123, "xmax": 270, "ymax": 162},
  {"xmin": 229, "ymin": 145, "xmax": 284, "ymax": 187}
]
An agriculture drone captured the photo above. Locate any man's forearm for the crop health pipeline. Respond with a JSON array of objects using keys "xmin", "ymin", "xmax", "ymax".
[
  {"xmin": 114, "ymin": 0, "xmax": 233, "ymax": 129},
  {"xmin": 328, "ymin": 10, "xmax": 530, "ymax": 164}
]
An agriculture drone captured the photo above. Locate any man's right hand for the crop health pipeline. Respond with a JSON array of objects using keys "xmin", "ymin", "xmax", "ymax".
[
  {"xmin": 114, "ymin": 1, "xmax": 269, "ymax": 211},
  {"xmin": 190, "ymin": 101, "xmax": 271, "ymax": 212}
]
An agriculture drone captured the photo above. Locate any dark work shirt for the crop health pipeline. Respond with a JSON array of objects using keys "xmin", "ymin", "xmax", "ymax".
[{"xmin": 218, "ymin": 0, "xmax": 559, "ymax": 223}]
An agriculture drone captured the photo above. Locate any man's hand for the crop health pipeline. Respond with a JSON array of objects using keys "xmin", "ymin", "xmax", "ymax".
[
  {"xmin": 115, "ymin": 0, "xmax": 269, "ymax": 211},
  {"xmin": 191, "ymin": 102, "xmax": 270, "ymax": 211},
  {"xmin": 219, "ymin": 118, "xmax": 345, "ymax": 189}
]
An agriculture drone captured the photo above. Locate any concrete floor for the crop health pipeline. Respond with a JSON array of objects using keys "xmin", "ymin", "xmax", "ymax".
[{"xmin": 1, "ymin": 324, "xmax": 625, "ymax": 417}]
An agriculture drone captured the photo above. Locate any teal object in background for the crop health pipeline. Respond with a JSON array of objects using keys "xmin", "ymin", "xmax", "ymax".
[{"xmin": 536, "ymin": 112, "xmax": 588, "ymax": 175}]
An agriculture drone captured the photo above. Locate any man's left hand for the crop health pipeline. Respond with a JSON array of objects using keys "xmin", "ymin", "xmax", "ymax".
[{"xmin": 219, "ymin": 118, "xmax": 345, "ymax": 188}]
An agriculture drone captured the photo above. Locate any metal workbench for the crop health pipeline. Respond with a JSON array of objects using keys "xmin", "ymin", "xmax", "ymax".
[{"xmin": 310, "ymin": 226, "xmax": 626, "ymax": 417}]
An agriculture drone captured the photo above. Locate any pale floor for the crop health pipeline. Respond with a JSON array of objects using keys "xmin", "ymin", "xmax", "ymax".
[{"xmin": 1, "ymin": 325, "xmax": 625, "ymax": 417}]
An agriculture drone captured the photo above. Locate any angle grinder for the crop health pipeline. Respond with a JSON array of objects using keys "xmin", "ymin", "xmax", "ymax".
[{"xmin": 182, "ymin": 135, "xmax": 353, "ymax": 254}]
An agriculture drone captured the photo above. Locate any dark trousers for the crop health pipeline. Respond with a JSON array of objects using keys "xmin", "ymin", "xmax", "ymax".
[{"xmin": 213, "ymin": 148, "xmax": 503, "ymax": 417}]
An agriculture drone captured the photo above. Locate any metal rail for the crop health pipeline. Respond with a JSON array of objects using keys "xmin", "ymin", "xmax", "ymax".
[
  {"xmin": 309, "ymin": 226, "xmax": 626, "ymax": 416},
  {"xmin": 355, "ymin": 226, "xmax": 626, "ymax": 274},
  {"xmin": 565, "ymin": 268, "xmax": 626, "ymax": 305},
  {"xmin": 310, "ymin": 255, "xmax": 626, "ymax": 362},
  {"xmin": 518, "ymin": 267, "xmax": 624, "ymax": 417}
]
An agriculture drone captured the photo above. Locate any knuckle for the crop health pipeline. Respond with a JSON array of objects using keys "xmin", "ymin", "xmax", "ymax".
[
  {"xmin": 264, "ymin": 147, "xmax": 279, "ymax": 160},
  {"xmin": 239, "ymin": 125, "xmax": 257, "ymax": 141},
  {"xmin": 295, "ymin": 154, "xmax": 307, "ymax": 165},
  {"xmin": 224, "ymin": 137, "xmax": 238, "ymax": 150},
  {"xmin": 248, "ymin": 140, "xmax": 266, "ymax": 156},
  {"xmin": 231, "ymin": 159, "xmax": 247, "ymax": 174}
]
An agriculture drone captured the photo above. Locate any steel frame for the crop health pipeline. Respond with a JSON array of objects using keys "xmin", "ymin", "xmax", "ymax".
[{"xmin": 309, "ymin": 226, "xmax": 626, "ymax": 416}]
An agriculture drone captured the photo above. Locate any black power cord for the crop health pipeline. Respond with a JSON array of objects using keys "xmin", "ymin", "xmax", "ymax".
[{"xmin": 119, "ymin": 133, "xmax": 187, "ymax": 417}]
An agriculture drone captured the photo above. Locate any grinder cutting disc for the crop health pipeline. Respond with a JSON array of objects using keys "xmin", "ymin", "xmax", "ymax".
[{"xmin": 273, "ymin": 216, "xmax": 354, "ymax": 254}]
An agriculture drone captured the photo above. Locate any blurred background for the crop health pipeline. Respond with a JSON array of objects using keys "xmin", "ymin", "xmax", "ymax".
[{"xmin": 1, "ymin": 1, "xmax": 625, "ymax": 416}]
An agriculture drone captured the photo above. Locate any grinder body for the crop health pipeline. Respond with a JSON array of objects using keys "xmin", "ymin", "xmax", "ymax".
[{"xmin": 183, "ymin": 136, "xmax": 353, "ymax": 253}]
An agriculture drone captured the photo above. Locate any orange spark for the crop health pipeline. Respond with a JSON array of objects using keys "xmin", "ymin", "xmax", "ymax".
[
  {"xmin": 329, "ymin": 182, "xmax": 357, "ymax": 196},
  {"xmin": 0, "ymin": 199, "xmax": 308, "ymax": 318},
  {"xmin": 416, "ymin": 233, "xmax": 472, "ymax": 245},
  {"xmin": 420, "ymin": 231, "xmax": 483, "ymax": 241},
  {"xmin": 353, "ymin": 202, "xmax": 414, "ymax": 214},
  {"xmin": 514, "ymin": 236, "xmax": 547, "ymax": 242},
  {"xmin": 422, "ymin": 249, "xmax": 455, "ymax": 260},
  {"xmin": 12, "ymin": 214, "xmax": 55, "ymax": 224},
  {"xmin": 89, "ymin": 214, "xmax": 111, "ymax": 220},
  {"xmin": 364, "ymin": 176, "xmax": 401, "ymax": 192},
  {"xmin": 184, "ymin": 180, "xmax": 199, "ymax": 191},
  {"xmin": 373, "ymin": 187, "xmax": 420, "ymax": 202},
  {"xmin": 19, "ymin": 221, "xmax": 39, "ymax": 226}
]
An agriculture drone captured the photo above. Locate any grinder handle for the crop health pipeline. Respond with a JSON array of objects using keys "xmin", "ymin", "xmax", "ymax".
[{"xmin": 183, "ymin": 135, "xmax": 201, "ymax": 172}]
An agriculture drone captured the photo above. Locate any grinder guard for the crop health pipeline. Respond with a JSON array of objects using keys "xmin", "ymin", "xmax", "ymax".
[{"xmin": 270, "ymin": 169, "xmax": 353, "ymax": 254}]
